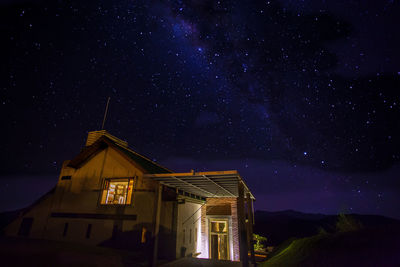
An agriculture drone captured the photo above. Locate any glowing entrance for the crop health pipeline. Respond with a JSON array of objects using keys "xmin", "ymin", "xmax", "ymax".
[{"xmin": 209, "ymin": 219, "xmax": 229, "ymax": 260}]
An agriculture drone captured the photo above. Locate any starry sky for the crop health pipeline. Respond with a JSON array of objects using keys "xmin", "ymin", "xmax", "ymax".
[{"xmin": 1, "ymin": 0, "xmax": 399, "ymax": 218}]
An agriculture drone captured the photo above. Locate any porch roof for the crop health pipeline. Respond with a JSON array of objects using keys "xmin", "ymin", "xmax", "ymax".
[{"xmin": 144, "ymin": 170, "xmax": 255, "ymax": 200}]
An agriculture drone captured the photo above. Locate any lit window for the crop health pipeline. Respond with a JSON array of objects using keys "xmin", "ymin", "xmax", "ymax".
[{"xmin": 101, "ymin": 178, "xmax": 134, "ymax": 205}]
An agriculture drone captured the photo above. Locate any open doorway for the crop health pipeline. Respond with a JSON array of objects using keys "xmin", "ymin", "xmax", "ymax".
[{"xmin": 209, "ymin": 219, "xmax": 229, "ymax": 260}]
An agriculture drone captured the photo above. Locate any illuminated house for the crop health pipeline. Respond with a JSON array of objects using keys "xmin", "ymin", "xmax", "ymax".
[{"xmin": 5, "ymin": 130, "xmax": 255, "ymax": 264}]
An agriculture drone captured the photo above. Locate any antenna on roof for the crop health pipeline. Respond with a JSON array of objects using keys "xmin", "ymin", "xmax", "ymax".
[{"xmin": 101, "ymin": 97, "xmax": 111, "ymax": 130}]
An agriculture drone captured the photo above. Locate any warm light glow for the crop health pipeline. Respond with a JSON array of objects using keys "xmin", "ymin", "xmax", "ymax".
[
  {"xmin": 248, "ymin": 252, "xmax": 267, "ymax": 258},
  {"xmin": 101, "ymin": 178, "xmax": 133, "ymax": 205},
  {"xmin": 141, "ymin": 226, "xmax": 147, "ymax": 243},
  {"xmin": 196, "ymin": 209, "xmax": 208, "ymax": 258}
]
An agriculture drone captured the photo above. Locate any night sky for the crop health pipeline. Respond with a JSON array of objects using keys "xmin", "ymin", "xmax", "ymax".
[{"xmin": 1, "ymin": 0, "xmax": 399, "ymax": 218}]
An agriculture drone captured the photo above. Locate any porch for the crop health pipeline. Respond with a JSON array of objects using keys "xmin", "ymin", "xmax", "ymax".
[{"xmin": 144, "ymin": 170, "xmax": 256, "ymax": 266}]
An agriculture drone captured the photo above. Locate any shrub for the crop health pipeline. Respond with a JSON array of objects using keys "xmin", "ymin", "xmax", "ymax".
[
  {"xmin": 336, "ymin": 213, "xmax": 363, "ymax": 232},
  {"xmin": 253, "ymin": 233, "xmax": 268, "ymax": 251},
  {"xmin": 318, "ymin": 227, "xmax": 328, "ymax": 235}
]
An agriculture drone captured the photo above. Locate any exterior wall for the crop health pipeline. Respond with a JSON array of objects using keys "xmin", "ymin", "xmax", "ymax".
[
  {"xmin": 158, "ymin": 195, "xmax": 177, "ymax": 260},
  {"xmin": 200, "ymin": 198, "xmax": 239, "ymax": 261},
  {"xmin": 4, "ymin": 191, "xmax": 54, "ymax": 238},
  {"xmin": 175, "ymin": 197, "xmax": 202, "ymax": 258},
  {"xmin": 43, "ymin": 147, "xmax": 158, "ymax": 245}
]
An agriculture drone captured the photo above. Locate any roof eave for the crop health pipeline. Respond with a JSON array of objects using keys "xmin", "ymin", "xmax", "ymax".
[{"xmin": 144, "ymin": 170, "xmax": 255, "ymax": 200}]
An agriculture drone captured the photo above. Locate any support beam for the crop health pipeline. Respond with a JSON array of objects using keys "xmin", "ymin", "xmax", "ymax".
[
  {"xmin": 247, "ymin": 193, "xmax": 256, "ymax": 265},
  {"xmin": 152, "ymin": 184, "xmax": 162, "ymax": 267},
  {"xmin": 237, "ymin": 182, "xmax": 249, "ymax": 267},
  {"xmin": 202, "ymin": 175, "xmax": 237, "ymax": 197},
  {"xmin": 156, "ymin": 176, "xmax": 215, "ymax": 196}
]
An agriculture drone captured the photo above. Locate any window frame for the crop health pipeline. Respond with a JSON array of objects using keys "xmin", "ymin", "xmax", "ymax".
[
  {"xmin": 208, "ymin": 217, "xmax": 230, "ymax": 260},
  {"xmin": 100, "ymin": 177, "xmax": 134, "ymax": 206}
]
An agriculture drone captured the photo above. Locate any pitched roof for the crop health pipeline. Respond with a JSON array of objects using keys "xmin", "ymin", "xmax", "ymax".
[
  {"xmin": 68, "ymin": 135, "xmax": 172, "ymax": 174},
  {"xmin": 112, "ymin": 142, "xmax": 172, "ymax": 174}
]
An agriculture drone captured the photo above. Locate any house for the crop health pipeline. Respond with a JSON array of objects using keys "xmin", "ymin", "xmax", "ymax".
[{"xmin": 5, "ymin": 130, "xmax": 256, "ymax": 265}]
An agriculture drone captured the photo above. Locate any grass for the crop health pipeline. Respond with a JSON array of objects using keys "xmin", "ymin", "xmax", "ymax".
[
  {"xmin": 261, "ymin": 225, "xmax": 400, "ymax": 267},
  {"xmin": 262, "ymin": 234, "xmax": 324, "ymax": 266}
]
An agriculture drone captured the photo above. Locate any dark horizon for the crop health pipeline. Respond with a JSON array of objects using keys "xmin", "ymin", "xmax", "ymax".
[{"xmin": 1, "ymin": 159, "xmax": 400, "ymax": 220}]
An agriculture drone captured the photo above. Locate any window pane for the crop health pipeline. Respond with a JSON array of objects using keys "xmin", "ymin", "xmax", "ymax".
[
  {"xmin": 62, "ymin": 223, "xmax": 69, "ymax": 237},
  {"xmin": 86, "ymin": 224, "xmax": 92, "ymax": 239},
  {"xmin": 211, "ymin": 221, "xmax": 227, "ymax": 233},
  {"xmin": 107, "ymin": 181, "xmax": 128, "ymax": 204}
]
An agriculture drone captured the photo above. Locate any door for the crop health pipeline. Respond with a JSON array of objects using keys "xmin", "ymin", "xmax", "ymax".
[{"xmin": 209, "ymin": 219, "xmax": 229, "ymax": 260}]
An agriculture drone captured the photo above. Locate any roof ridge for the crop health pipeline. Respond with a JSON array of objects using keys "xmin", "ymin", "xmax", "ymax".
[{"xmin": 68, "ymin": 135, "xmax": 172, "ymax": 174}]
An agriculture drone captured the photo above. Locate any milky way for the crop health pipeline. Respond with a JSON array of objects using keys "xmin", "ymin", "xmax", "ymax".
[{"xmin": 1, "ymin": 0, "xmax": 399, "ymax": 218}]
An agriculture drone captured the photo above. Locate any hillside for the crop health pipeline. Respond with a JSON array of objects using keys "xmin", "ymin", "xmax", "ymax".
[
  {"xmin": 254, "ymin": 210, "xmax": 400, "ymax": 246},
  {"xmin": 261, "ymin": 225, "xmax": 400, "ymax": 267}
]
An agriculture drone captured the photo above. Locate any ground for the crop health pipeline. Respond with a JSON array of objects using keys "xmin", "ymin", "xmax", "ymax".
[
  {"xmin": 0, "ymin": 236, "xmax": 253, "ymax": 267},
  {"xmin": 0, "ymin": 237, "xmax": 154, "ymax": 267},
  {"xmin": 161, "ymin": 257, "xmax": 244, "ymax": 267}
]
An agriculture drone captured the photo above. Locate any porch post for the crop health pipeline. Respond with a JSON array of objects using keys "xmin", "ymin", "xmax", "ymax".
[
  {"xmin": 152, "ymin": 184, "xmax": 162, "ymax": 267},
  {"xmin": 237, "ymin": 182, "xmax": 249, "ymax": 267},
  {"xmin": 246, "ymin": 193, "xmax": 256, "ymax": 265}
]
